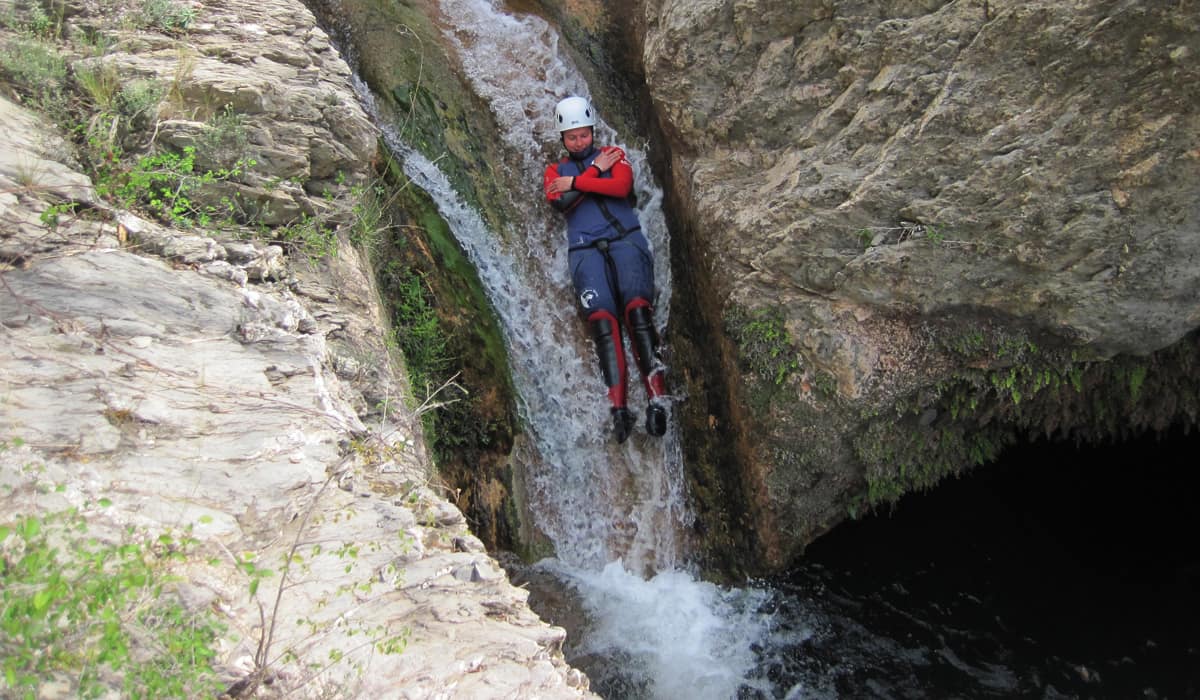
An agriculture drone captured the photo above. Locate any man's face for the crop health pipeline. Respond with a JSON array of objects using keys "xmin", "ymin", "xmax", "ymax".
[{"xmin": 562, "ymin": 126, "xmax": 593, "ymax": 155}]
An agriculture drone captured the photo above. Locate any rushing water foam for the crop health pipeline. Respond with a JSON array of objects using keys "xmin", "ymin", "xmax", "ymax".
[
  {"xmin": 540, "ymin": 559, "xmax": 787, "ymax": 699},
  {"xmin": 344, "ymin": 0, "xmax": 785, "ymax": 694},
  {"xmin": 402, "ymin": 0, "xmax": 779, "ymax": 695}
]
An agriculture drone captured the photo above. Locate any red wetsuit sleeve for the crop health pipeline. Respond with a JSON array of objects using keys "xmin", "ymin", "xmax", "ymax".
[
  {"xmin": 543, "ymin": 162, "xmax": 563, "ymax": 203},
  {"xmin": 573, "ymin": 147, "xmax": 633, "ymax": 198}
]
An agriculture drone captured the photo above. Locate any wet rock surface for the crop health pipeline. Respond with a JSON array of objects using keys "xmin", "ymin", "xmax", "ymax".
[
  {"xmin": 0, "ymin": 0, "xmax": 595, "ymax": 693},
  {"xmin": 628, "ymin": 0, "xmax": 1200, "ymax": 567}
]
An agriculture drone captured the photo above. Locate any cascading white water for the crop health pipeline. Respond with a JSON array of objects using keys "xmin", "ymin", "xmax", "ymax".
[
  {"xmin": 385, "ymin": 139, "xmax": 782, "ymax": 698},
  {"xmin": 384, "ymin": 143, "xmax": 689, "ymax": 572},
  {"xmin": 353, "ymin": 0, "xmax": 784, "ymax": 696},
  {"xmin": 433, "ymin": 0, "xmax": 687, "ymax": 575}
]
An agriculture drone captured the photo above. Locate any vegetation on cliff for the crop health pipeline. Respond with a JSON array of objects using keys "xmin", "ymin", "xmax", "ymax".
[
  {"xmin": 1, "ymin": 0, "xmax": 590, "ymax": 695},
  {"xmin": 0, "ymin": 2, "xmax": 406, "ymax": 694}
]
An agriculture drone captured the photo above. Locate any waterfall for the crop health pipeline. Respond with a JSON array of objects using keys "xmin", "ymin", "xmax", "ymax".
[
  {"xmin": 350, "ymin": 0, "xmax": 783, "ymax": 695},
  {"xmin": 432, "ymin": 0, "xmax": 687, "ymax": 575}
]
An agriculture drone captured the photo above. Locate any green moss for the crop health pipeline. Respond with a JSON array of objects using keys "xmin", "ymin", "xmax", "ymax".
[
  {"xmin": 852, "ymin": 331, "xmax": 1200, "ymax": 512},
  {"xmin": 943, "ymin": 329, "xmax": 986, "ymax": 357},
  {"xmin": 1126, "ymin": 364, "xmax": 1148, "ymax": 403},
  {"xmin": 855, "ymin": 420, "xmax": 1008, "ymax": 508},
  {"xmin": 316, "ymin": 0, "xmax": 517, "ymax": 238},
  {"xmin": 372, "ymin": 153, "xmax": 521, "ymax": 551},
  {"xmin": 725, "ymin": 304, "xmax": 802, "ymax": 387},
  {"xmin": 810, "ymin": 369, "xmax": 839, "ymax": 399},
  {"xmin": 936, "ymin": 323, "xmax": 1037, "ymax": 363}
]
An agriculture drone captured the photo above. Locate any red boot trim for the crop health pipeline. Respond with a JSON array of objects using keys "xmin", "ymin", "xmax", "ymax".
[
  {"xmin": 587, "ymin": 309, "xmax": 628, "ymax": 409},
  {"xmin": 645, "ymin": 371, "xmax": 667, "ymax": 399}
]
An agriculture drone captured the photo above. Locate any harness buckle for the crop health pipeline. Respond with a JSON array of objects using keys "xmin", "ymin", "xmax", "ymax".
[{"xmin": 595, "ymin": 239, "xmax": 609, "ymax": 252}]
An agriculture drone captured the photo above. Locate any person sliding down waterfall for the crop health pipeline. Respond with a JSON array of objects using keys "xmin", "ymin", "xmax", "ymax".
[{"xmin": 543, "ymin": 96, "xmax": 669, "ymax": 443}]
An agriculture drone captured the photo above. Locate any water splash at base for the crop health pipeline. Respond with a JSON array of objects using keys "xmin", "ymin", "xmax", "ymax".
[{"xmin": 538, "ymin": 559, "xmax": 799, "ymax": 699}]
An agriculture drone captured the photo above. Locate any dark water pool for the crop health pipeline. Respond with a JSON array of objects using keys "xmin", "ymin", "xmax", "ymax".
[{"xmin": 756, "ymin": 428, "xmax": 1200, "ymax": 699}]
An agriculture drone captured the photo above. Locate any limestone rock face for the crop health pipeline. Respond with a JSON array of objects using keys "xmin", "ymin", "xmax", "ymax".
[
  {"xmin": 634, "ymin": 1, "xmax": 1200, "ymax": 565},
  {"xmin": 70, "ymin": 0, "xmax": 379, "ymax": 221},
  {"xmin": 643, "ymin": 0, "xmax": 1198, "ymax": 355},
  {"xmin": 0, "ymin": 0, "xmax": 595, "ymax": 694}
]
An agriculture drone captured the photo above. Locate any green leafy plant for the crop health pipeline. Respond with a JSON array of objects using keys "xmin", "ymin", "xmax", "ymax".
[
  {"xmin": 39, "ymin": 201, "xmax": 78, "ymax": 228},
  {"xmin": 99, "ymin": 145, "xmax": 254, "ymax": 227},
  {"xmin": 385, "ymin": 265, "xmax": 452, "ymax": 393},
  {"xmin": 235, "ymin": 551, "xmax": 274, "ymax": 597},
  {"xmin": 727, "ymin": 305, "xmax": 801, "ymax": 386},
  {"xmin": 74, "ymin": 61, "xmax": 121, "ymax": 111},
  {"xmin": 135, "ymin": 0, "xmax": 196, "ymax": 33},
  {"xmin": 0, "ymin": 506, "xmax": 224, "ymax": 698},
  {"xmin": 0, "ymin": 436, "xmax": 25, "ymax": 452}
]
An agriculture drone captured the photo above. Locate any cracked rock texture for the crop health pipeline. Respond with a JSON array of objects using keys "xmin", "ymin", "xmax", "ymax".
[
  {"xmin": 626, "ymin": 0, "xmax": 1200, "ymax": 566},
  {"xmin": 0, "ymin": 0, "xmax": 595, "ymax": 694}
]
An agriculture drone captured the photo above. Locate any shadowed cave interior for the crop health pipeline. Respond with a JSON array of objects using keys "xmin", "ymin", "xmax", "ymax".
[{"xmin": 798, "ymin": 424, "xmax": 1200, "ymax": 697}]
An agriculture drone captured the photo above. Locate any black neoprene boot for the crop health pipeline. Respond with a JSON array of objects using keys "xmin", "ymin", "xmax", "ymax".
[
  {"xmin": 626, "ymin": 304, "xmax": 668, "ymax": 437},
  {"xmin": 612, "ymin": 407, "xmax": 636, "ymax": 444},
  {"xmin": 590, "ymin": 314, "xmax": 633, "ymax": 443},
  {"xmin": 645, "ymin": 402, "xmax": 667, "ymax": 437}
]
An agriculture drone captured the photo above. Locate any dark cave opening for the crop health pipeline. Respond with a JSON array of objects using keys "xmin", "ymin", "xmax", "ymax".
[{"xmin": 799, "ymin": 425, "xmax": 1200, "ymax": 697}]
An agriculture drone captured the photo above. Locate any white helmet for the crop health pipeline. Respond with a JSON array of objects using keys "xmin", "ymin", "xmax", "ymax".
[{"xmin": 554, "ymin": 96, "xmax": 595, "ymax": 132}]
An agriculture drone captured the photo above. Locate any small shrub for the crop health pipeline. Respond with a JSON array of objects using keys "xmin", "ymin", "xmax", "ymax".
[
  {"xmin": 194, "ymin": 104, "xmax": 250, "ymax": 170},
  {"xmin": 75, "ymin": 62, "xmax": 122, "ymax": 111},
  {"xmin": 0, "ymin": 36, "xmax": 67, "ymax": 99},
  {"xmin": 115, "ymin": 78, "xmax": 164, "ymax": 124},
  {"xmin": 726, "ymin": 305, "xmax": 801, "ymax": 386},
  {"xmin": 20, "ymin": 1, "xmax": 59, "ymax": 39},
  {"xmin": 856, "ymin": 227, "xmax": 873, "ymax": 250},
  {"xmin": 349, "ymin": 181, "xmax": 388, "ymax": 251},
  {"xmin": 136, "ymin": 0, "xmax": 195, "ymax": 32},
  {"xmin": 275, "ymin": 214, "xmax": 338, "ymax": 263}
]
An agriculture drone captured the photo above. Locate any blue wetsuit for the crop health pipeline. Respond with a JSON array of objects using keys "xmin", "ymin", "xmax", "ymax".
[
  {"xmin": 545, "ymin": 145, "xmax": 655, "ymax": 320},
  {"xmin": 544, "ymin": 142, "xmax": 668, "ymax": 440}
]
